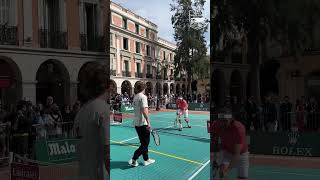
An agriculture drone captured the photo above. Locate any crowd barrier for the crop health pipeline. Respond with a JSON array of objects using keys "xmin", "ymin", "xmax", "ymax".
[
  {"xmin": 208, "ymin": 112, "xmax": 320, "ymax": 157},
  {"xmin": 210, "ymin": 111, "xmax": 320, "ymax": 132}
]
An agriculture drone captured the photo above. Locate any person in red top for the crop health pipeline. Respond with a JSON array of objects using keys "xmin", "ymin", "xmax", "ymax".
[
  {"xmin": 211, "ymin": 108, "xmax": 249, "ymax": 179},
  {"xmin": 175, "ymin": 97, "xmax": 191, "ymax": 131}
]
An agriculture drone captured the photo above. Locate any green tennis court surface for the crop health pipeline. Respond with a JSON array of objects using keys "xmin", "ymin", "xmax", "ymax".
[{"xmin": 110, "ymin": 111, "xmax": 210, "ymax": 180}]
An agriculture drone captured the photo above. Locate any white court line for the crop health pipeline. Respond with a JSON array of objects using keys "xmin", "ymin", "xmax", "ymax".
[
  {"xmin": 120, "ymin": 137, "xmax": 138, "ymax": 143},
  {"xmin": 188, "ymin": 159, "xmax": 210, "ymax": 180},
  {"xmin": 255, "ymin": 170, "xmax": 320, "ymax": 177}
]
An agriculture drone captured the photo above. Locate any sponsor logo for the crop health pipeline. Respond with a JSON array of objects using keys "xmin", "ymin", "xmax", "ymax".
[
  {"xmin": 272, "ymin": 131, "xmax": 312, "ymax": 156},
  {"xmin": 272, "ymin": 147, "xmax": 312, "ymax": 156},
  {"xmin": 288, "ymin": 131, "xmax": 299, "ymax": 145},
  {"xmin": 47, "ymin": 141, "xmax": 76, "ymax": 156}
]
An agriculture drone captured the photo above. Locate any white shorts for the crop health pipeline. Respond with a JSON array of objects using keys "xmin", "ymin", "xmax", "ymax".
[
  {"xmin": 177, "ymin": 109, "xmax": 188, "ymax": 119},
  {"xmin": 220, "ymin": 151, "xmax": 249, "ymax": 178}
]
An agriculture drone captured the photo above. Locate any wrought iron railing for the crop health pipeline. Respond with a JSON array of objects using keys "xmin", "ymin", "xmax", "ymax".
[
  {"xmin": 111, "ymin": 70, "xmax": 116, "ymax": 76},
  {"xmin": 135, "ymin": 72, "xmax": 143, "ymax": 78},
  {"xmin": 0, "ymin": 25, "xmax": 18, "ymax": 45},
  {"xmin": 39, "ymin": 29, "xmax": 68, "ymax": 49},
  {"xmin": 231, "ymin": 52, "xmax": 242, "ymax": 64},
  {"xmin": 122, "ymin": 71, "xmax": 131, "ymax": 77},
  {"xmin": 146, "ymin": 74, "xmax": 153, "ymax": 79},
  {"xmin": 80, "ymin": 34, "xmax": 104, "ymax": 52}
]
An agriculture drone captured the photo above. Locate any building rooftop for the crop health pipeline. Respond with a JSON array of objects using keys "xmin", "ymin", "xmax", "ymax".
[{"xmin": 111, "ymin": 1, "xmax": 158, "ymax": 30}]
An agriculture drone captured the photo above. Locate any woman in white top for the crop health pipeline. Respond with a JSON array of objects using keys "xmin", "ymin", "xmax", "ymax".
[{"xmin": 73, "ymin": 62, "xmax": 110, "ymax": 180}]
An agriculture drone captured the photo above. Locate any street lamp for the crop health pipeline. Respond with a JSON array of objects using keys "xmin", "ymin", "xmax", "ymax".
[{"xmin": 156, "ymin": 62, "xmax": 161, "ymax": 111}]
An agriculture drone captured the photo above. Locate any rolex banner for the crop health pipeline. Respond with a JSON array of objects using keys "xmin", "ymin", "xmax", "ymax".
[
  {"xmin": 35, "ymin": 138, "xmax": 79, "ymax": 164},
  {"xmin": 250, "ymin": 132, "xmax": 320, "ymax": 157}
]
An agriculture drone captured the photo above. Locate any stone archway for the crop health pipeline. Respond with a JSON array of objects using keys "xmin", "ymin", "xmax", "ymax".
[
  {"xmin": 110, "ymin": 80, "xmax": 117, "ymax": 96},
  {"xmin": 191, "ymin": 80, "xmax": 198, "ymax": 93},
  {"xmin": 0, "ymin": 57, "xmax": 22, "ymax": 107},
  {"xmin": 230, "ymin": 70, "xmax": 243, "ymax": 103},
  {"xmin": 155, "ymin": 82, "xmax": 162, "ymax": 96},
  {"xmin": 146, "ymin": 82, "xmax": 153, "ymax": 96},
  {"xmin": 213, "ymin": 69, "xmax": 226, "ymax": 107},
  {"xmin": 181, "ymin": 84, "xmax": 186, "ymax": 95},
  {"xmin": 305, "ymin": 71, "xmax": 320, "ymax": 99},
  {"xmin": 176, "ymin": 84, "xmax": 181, "ymax": 95},
  {"xmin": 163, "ymin": 83, "xmax": 169, "ymax": 95},
  {"xmin": 36, "ymin": 59, "xmax": 70, "ymax": 107},
  {"xmin": 77, "ymin": 61, "xmax": 100, "ymax": 103},
  {"xmin": 121, "ymin": 80, "xmax": 133, "ymax": 96},
  {"xmin": 170, "ymin": 83, "xmax": 174, "ymax": 95}
]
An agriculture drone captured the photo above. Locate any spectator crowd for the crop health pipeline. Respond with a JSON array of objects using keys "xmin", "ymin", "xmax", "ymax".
[
  {"xmin": 0, "ymin": 96, "xmax": 81, "ymax": 162},
  {"xmin": 216, "ymin": 95, "xmax": 320, "ymax": 133},
  {"xmin": 110, "ymin": 91, "xmax": 210, "ymax": 112}
]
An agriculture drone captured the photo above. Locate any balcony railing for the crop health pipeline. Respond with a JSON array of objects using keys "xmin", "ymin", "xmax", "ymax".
[
  {"xmin": 146, "ymin": 74, "xmax": 153, "ymax": 79},
  {"xmin": 122, "ymin": 71, "xmax": 131, "ymax": 77},
  {"xmin": 231, "ymin": 52, "xmax": 242, "ymax": 64},
  {"xmin": 0, "ymin": 25, "xmax": 18, "ymax": 46},
  {"xmin": 135, "ymin": 72, "xmax": 143, "ymax": 78},
  {"xmin": 111, "ymin": 70, "xmax": 116, "ymax": 76},
  {"xmin": 39, "ymin": 29, "xmax": 68, "ymax": 49},
  {"xmin": 80, "ymin": 34, "xmax": 104, "ymax": 52}
]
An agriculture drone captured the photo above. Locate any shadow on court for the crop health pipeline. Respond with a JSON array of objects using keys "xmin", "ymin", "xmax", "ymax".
[{"xmin": 110, "ymin": 161, "xmax": 134, "ymax": 170}]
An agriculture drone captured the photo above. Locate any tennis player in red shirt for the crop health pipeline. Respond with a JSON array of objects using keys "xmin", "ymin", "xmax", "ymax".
[
  {"xmin": 211, "ymin": 108, "xmax": 249, "ymax": 179},
  {"xmin": 175, "ymin": 97, "xmax": 191, "ymax": 131}
]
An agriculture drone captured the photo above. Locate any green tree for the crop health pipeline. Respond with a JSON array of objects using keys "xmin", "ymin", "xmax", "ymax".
[
  {"xmin": 214, "ymin": 0, "xmax": 320, "ymax": 103},
  {"xmin": 171, "ymin": 0, "xmax": 208, "ymax": 95}
]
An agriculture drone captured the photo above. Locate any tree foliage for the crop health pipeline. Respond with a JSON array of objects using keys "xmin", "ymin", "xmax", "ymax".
[{"xmin": 171, "ymin": 0, "xmax": 208, "ymax": 81}]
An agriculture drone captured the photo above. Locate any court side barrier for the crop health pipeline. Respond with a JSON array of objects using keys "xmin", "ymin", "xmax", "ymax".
[
  {"xmin": 166, "ymin": 103, "xmax": 209, "ymax": 111},
  {"xmin": 207, "ymin": 118, "xmax": 320, "ymax": 157}
]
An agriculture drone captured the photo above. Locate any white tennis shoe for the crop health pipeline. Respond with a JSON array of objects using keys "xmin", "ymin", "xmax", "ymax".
[
  {"xmin": 144, "ymin": 159, "xmax": 155, "ymax": 166},
  {"xmin": 128, "ymin": 159, "xmax": 139, "ymax": 167}
]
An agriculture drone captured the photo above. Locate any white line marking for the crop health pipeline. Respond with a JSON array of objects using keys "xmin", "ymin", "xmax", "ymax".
[
  {"xmin": 255, "ymin": 170, "xmax": 320, "ymax": 177},
  {"xmin": 120, "ymin": 137, "xmax": 138, "ymax": 143},
  {"xmin": 188, "ymin": 159, "xmax": 210, "ymax": 180}
]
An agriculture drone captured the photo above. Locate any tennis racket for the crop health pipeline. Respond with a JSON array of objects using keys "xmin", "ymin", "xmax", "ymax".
[{"xmin": 151, "ymin": 129, "xmax": 160, "ymax": 146}]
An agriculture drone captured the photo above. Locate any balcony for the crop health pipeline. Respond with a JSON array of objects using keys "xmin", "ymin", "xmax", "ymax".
[
  {"xmin": 0, "ymin": 25, "xmax": 18, "ymax": 46},
  {"xmin": 146, "ymin": 74, "xmax": 153, "ymax": 79},
  {"xmin": 39, "ymin": 29, "xmax": 68, "ymax": 49},
  {"xmin": 111, "ymin": 70, "xmax": 116, "ymax": 76},
  {"xmin": 135, "ymin": 72, "xmax": 143, "ymax": 78},
  {"xmin": 156, "ymin": 75, "xmax": 162, "ymax": 79},
  {"xmin": 122, "ymin": 71, "xmax": 131, "ymax": 77},
  {"xmin": 80, "ymin": 34, "xmax": 104, "ymax": 52},
  {"xmin": 164, "ymin": 76, "xmax": 168, "ymax": 80},
  {"xmin": 231, "ymin": 52, "xmax": 242, "ymax": 64}
]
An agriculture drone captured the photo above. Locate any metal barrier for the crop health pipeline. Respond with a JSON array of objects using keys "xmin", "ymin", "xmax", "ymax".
[
  {"xmin": 32, "ymin": 122, "xmax": 75, "ymax": 140},
  {"xmin": 210, "ymin": 111, "xmax": 320, "ymax": 133}
]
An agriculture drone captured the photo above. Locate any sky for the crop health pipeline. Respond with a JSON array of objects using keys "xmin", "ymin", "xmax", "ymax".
[{"xmin": 112, "ymin": 0, "xmax": 210, "ymax": 54}]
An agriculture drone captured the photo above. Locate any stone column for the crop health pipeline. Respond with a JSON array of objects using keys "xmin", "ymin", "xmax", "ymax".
[
  {"xmin": 117, "ymin": 86, "xmax": 121, "ymax": 94},
  {"xmin": 69, "ymin": 81, "xmax": 78, "ymax": 105},
  {"xmin": 32, "ymin": 0, "xmax": 39, "ymax": 47}
]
